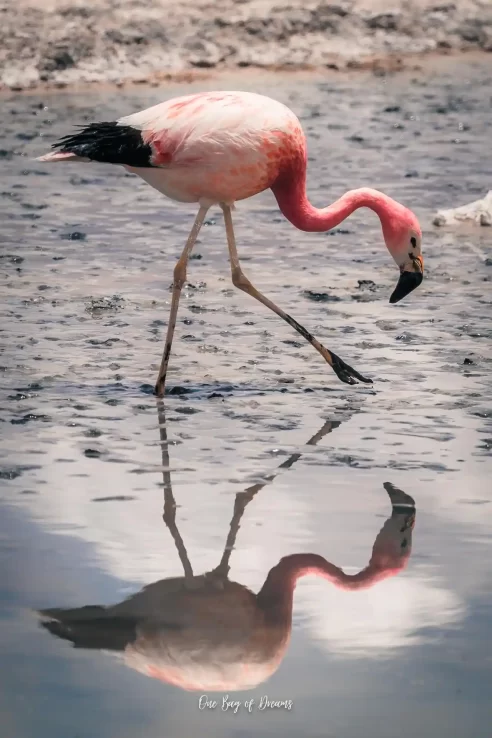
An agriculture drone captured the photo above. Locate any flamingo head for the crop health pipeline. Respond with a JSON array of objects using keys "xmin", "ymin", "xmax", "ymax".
[{"xmin": 382, "ymin": 206, "xmax": 424, "ymax": 304}]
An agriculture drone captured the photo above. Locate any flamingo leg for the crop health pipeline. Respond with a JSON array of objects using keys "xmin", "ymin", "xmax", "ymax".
[
  {"xmin": 221, "ymin": 204, "xmax": 372, "ymax": 386},
  {"xmin": 154, "ymin": 204, "xmax": 210, "ymax": 396}
]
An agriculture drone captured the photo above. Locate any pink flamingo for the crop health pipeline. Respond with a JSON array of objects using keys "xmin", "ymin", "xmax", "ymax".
[
  {"xmin": 38, "ymin": 91, "xmax": 424, "ymax": 396},
  {"xmin": 38, "ymin": 404, "xmax": 416, "ymax": 692}
]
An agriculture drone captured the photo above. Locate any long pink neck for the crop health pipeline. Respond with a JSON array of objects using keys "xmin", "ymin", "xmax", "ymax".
[
  {"xmin": 272, "ymin": 178, "xmax": 396, "ymax": 233},
  {"xmin": 257, "ymin": 553, "xmax": 402, "ymax": 625}
]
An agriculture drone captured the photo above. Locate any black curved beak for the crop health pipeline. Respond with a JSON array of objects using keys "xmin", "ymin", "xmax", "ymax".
[{"xmin": 389, "ymin": 271, "xmax": 423, "ymax": 304}]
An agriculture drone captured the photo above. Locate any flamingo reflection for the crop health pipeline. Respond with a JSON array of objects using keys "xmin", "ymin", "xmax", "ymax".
[{"xmin": 39, "ymin": 403, "xmax": 416, "ymax": 692}]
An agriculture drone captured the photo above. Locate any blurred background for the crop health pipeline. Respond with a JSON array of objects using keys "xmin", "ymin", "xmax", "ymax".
[{"xmin": 1, "ymin": 0, "xmax": 492, "ymax": 91}]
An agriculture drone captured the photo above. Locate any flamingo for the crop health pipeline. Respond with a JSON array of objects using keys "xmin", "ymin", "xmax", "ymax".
[
  {"xmin": 38, "ymin": 91, "xmax": 424, "ymax": 396},
  {"xmin": 38, "ymin": 404, "xmax": 416, "ymax": 692}
]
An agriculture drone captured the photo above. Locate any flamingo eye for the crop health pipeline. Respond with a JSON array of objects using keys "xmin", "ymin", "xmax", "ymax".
[{"xmin": 410, "ymin": 236, "xmax": 417, "ymax": 248}]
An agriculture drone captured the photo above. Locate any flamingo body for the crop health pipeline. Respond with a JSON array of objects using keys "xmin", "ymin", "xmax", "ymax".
[{"xmin": 120, "ymin": 91, "xmax": 304, "ymax": 204}]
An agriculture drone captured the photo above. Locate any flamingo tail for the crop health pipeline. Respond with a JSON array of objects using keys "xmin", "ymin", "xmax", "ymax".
[{"xmin": 37, "ymin": 122, "xmax": 153, "ymax": 167}]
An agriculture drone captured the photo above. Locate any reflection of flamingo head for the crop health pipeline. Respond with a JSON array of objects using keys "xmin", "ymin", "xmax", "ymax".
[
  {"xmin": 374, "ymin": 481, "xmax": 415, "ymax": 571},
  {"xmin": 367, "ymin": 509, "xmax": 414, "ymax": 574}
]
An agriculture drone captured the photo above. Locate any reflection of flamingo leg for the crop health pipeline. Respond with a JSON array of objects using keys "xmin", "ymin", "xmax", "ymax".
[
  {"xmin": 212, "ymin": 418, "xmax": 342, "ymax": 579},
  {"xmin": 156, "ymin": 400, "xmax": 194, "ymax": 582}
]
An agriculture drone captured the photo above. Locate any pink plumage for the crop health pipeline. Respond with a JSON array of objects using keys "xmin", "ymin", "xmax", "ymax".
[{"xmin": 38, "ymin": 90, "xmax": 424, "ymax": 396}]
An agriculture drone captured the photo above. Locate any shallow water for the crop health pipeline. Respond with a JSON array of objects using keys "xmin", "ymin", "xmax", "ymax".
[{"xmin": 1, "ymin": 59, "xmax": 492, "ymax": 738}]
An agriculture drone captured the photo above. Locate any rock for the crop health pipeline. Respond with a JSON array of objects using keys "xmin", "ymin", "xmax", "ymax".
[
  {"xmin": 41, "ymin": 49, "xmax": 75, "ymax": 72},
  {"xmin": 433, "ymin": 191, "xmax": 492, "ymax": 227},
  {"xmin": 303, "ymin": 290, "xmax": 341, "ymax": 302},
  {"xmin": 86, "ymin": 295, "xmax": 125, "ymax": 315},
  {"xmin": 357, "ymin": 279, "xmax": 377, "ymax": 291},
  {"xmin": 60, "ymin": 231, "xmax": 86, "ymax": 241},
  {"xmin": 366, "ymin": 12, "xmax": 401, "ymax": 31},
  {"xmin": 84, "ymin": 448, "xmax": 102, "ymax": 458}
]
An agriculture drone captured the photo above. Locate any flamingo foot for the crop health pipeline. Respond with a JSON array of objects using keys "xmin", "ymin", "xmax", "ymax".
[{"xmin": 329, "ymin": 351, "xmax": 373, "ymax": 385}]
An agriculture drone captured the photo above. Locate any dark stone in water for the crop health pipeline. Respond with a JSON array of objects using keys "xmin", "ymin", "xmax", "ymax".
[
  {"xmin": 84, "ymin": 448, "xmax": 102, "ymax": 458},
  {"xmin": 92, "ymin": 495, "xmax": 135, "ymax": 502},
  {"xmin": 1, "ymin": 254, "xmax": 24, "ymax": 264},
  {"xmin": 463, "ymin": 357, "xmax": 474, "ymax": 365},
  {"xmin": 60, "ymin": 231, "xmax": 86, "ymax": 241},
  {"xmin": 139, "ymin": 384, "xmax": 155, "ymax": 395},
  {"xmin": 168, "ymin": 386, "xmax": 190, "ymax": 395},
  {"xmin": 303, "ymin": 290, "xmax": 341, "ymax": 302},
  {"xmin": 0, "ymin": 465, "xmax": 39, "ymax": 479},
  {"xmin": 86, "ymin": 337, "xmax": 121, "ymax": 346},
  {"xmin": 11, "ymin": 413, "xmax": 50, "ymax": 425},
  {"xmin": 327, "ymin": 228, "xmax": 351, "ymax": 236},
  {"xmin": 86, "ymin": 295, "xmax": 124, "ymax": 314},
  {"xmin": 0, "ymin": 469, "xmax": 22, "ymax": 480},
  {"xmin": 395, "ymin": 332, "xmax": 416, "ymax": 343},
  {"xmin": 357, "ymin": 279, "xmax": 377, "ymax": 291},
  {"xmin": 84, "ymin": 428, "xmax": 103, "ymax": 438}
]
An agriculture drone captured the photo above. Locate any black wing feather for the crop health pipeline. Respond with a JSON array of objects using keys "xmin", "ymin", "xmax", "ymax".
[{"xmin": 52, "ymin": 122, "xmax": 154, "ymax": 167}]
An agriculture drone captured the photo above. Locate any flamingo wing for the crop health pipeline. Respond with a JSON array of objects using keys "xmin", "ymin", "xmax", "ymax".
[{"xmin": 41, "ymin": 91, "xmax": 300, "ymax": 171}]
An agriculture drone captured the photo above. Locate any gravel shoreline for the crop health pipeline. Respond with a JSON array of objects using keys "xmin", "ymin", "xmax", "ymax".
[{"xmin": 1, "ymin": 0, "xmax": 492, "ymax": 91}]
